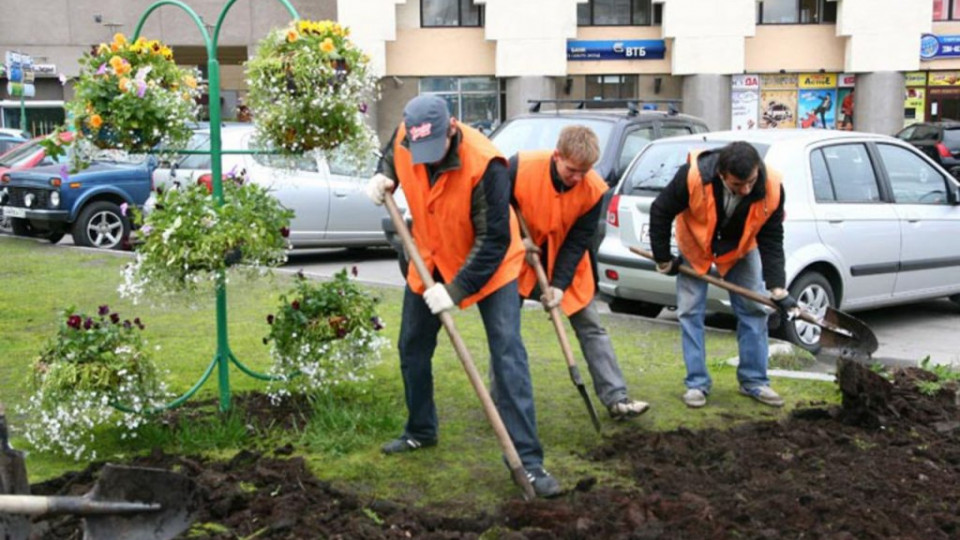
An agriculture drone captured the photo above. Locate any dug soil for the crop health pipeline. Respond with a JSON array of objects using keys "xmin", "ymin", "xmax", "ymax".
[{"xmin": 28, "ymin": 360, "xmax": 960, "ymax": 539}]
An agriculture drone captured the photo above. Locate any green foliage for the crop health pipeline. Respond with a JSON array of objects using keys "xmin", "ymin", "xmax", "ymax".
[
  {"xmin": 245, "ymin": 20, "xmax": 378, "ymax": 161},
  {"xmin": 297, "ymin": 386, "xmax": 403, "ymax": 455},
  {"xmin": 265, "ymin": 270, "xmax": 388, "ymax": 396},
  {"xmin": 20, "ymin": 306, "xmax": 169, "ymax": 459},
  {"xmin": 122, "ymin": 171, "xmax": 294, "ymax": 299},
  {"xmin": 915, "ymin": 356, "xmax": 960, "ymax": 396},
  {"xmin": 66, "ymin": 33, "xmax": 199, "ymax": 154}
]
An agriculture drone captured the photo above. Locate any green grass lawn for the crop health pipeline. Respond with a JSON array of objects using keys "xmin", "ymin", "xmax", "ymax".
[{"xmin": 0, "ymin": 236, "xmax": 840, "ymax": 510}]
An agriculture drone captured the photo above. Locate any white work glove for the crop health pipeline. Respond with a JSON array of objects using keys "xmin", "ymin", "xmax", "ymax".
[
  {"xmin": 540, "ymin": 286, "xmax": 564, "ymax": 311},
  {"xmin": 423, "ymin": 283, "xmax": 455, "ymax": 314},
  {"xmin": 364, "ymin": 173, "xmax": 395, "ymax": 206}
]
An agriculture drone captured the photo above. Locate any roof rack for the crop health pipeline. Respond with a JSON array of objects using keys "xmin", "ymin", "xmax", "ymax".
[{"xmin": 527, "ymin": 98, "xmax": 682, "ymax": 116}]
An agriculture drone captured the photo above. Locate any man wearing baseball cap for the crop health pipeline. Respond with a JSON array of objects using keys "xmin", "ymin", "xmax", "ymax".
[{"xmin": 365, "ymin": 95, "xmax": 560, "ymax": 498}]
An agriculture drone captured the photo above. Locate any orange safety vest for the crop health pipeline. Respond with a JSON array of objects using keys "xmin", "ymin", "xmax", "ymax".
[
  {"xmin": 675, "ymin": 150, "xmax": 782, "ymax": 277},
  {"xmin": 393, "ymin": 123, "xmax": 524, "ymax": 308},
  {"xmin": 513, "ymin": 151, "xmax": 608, "ymax": 316}
]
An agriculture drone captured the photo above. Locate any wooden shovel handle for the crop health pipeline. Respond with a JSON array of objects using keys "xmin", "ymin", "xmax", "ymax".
[{"xmin": 384, "ymin": 192, "xmax": 536, "ymax": 500}]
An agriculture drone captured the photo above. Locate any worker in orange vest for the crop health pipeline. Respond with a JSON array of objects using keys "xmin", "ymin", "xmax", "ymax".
[
  {"xmin": 365, "ymin": 95, "xmax": 561, "ymax": 498},
  {"xmin": 510, "ymin": 125, "xmax": 650, "ymax": 420},
  {"xmin": 649, "ymin": 142, "xmax": 800, "ymax": 409}
]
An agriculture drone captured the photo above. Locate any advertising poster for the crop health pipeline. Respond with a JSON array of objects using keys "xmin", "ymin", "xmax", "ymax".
[
  {"xmin": 799, "ymin": 73, "xmax": 837, "ymax": 89},
  {"xmin": 798, "ymin": 89, "xmax": 837, "ymax": 129},
  {"xmin": 906, "ymin": 71, "xmax": 927, "ymax": 87},
  {"xmin": 731, "ymin": 90, "xmax": 759, "ymax": 130},
  {"xmin": 837, "ymin": 88, "xmax": 855, "ymax": 131},
  {"xmin": 760, "ymin": 74, "xmax": 797, "ymax": 90},
  {"xmin": 928, "ymin": 71, "xmax": 960, "ymax": 86},
  {"xmin": 904, "ymin": 88, "xmax": 926, "ymax": 127},
  {"xmin": 759, "ymin": 90, "xmax": 797, "ymax": 129}
]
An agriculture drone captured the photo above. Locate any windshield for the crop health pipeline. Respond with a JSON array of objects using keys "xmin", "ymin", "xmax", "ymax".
[
  {"xmin": 0, "ymin": 139, "xmax": 41, "ymax": 168},
  {"xmin": 619, "ymin": 141, "xmax": 769, "ymax": 194},
  {"xmin": 491, "ymin": 117, "xmax": 614, "ymax": 161}
]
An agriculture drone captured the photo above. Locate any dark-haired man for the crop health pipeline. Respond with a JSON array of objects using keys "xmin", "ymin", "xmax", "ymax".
[{"xmin": 648, "ymin": 141, "xmax": 800, "ymax": 409}]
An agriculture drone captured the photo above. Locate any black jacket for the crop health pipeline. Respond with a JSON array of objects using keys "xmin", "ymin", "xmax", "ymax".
[{"xmin": 648, "ymin": 150, "xmax": 787, "ymax": 289}]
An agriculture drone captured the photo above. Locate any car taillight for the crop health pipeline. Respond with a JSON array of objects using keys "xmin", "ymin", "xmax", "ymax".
[
  {"xmin": 1, "ymin": 175, "xmax": 9, "ymax": 183},
  {"xmin": 937, "ymin": 142, "xmax": 952, "ymax": 158},
  {"xmin": 197, "ymin": 173, "xmax": 213, "ymax": 194},
  {"xmin": 605, "ymin": 269, "xmax": 620, "ymax": 281},
  {"xmin": 606, "ymin": 194, "xmax": 620, "ymax": 227}
]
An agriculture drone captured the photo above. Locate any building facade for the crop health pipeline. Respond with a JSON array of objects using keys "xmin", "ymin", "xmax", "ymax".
[{"xmin": 3, "ymin": 0, "xmax": 960, "ymax": 143}]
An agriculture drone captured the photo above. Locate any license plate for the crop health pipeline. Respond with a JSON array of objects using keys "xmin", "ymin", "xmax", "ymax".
[
  {"xmin": 640, "ymin": 223, "xmax": 677, "ymax": 247},
  {"xmin": 2, "ymin": 206, "xmax": 26, "ymax": 218}
]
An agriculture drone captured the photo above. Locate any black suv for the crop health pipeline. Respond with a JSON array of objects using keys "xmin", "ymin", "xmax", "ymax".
[
  {"xmin": 895, "ymin": 121, "xmax": 960, "ymax": 179},
  {"xmin": 382, "ymin": 99, "xmax": 711, "ymax": 275}
]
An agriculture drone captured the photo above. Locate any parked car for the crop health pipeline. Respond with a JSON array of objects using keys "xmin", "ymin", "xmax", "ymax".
[
  {"xmin": 381, "ymin": 100, "xmax": 711, "ymax": 275},
  {"xmin": 0, "ymin": 134, "xmax": 28, "ymax": 155},
  {"xmin": 894, "ymin": 121, "xmax": 960, "ymax": 179},
  {"xmin": 151, "ymin": 124, "xmax": 405, "ymax": 249},
  {"xmin": 0, "ymin": 133, "xmax": 75, "ymax": 178},
  {"xmin": 0, "ymin": 128, "xmax": 30, "ymax": 139},
  {"xmin": 597, "ymin": 129, "xmax": 960, "ymax": 352},
  {"xmin": 0, "ymin": 155, "xmax": 155, "ymax": 249}
]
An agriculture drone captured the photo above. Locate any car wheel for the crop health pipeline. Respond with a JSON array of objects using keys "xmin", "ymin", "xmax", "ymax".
[
  {"xmin": 72, "ymin": 201, "xmax": 130, "ymax": 250},
  {"xmin": 949, "ymin": 293, "xmax": 960, "ymax": 309},
  {"xmin": 47, "ymin": 232, "xmax": 64, "ymax": 244},
  {"xmin": 608, "ymin": 298, "xmax": 664, "ymax": 318},
  {"xmin": 780, "ymin": 271, "xmax": 835, "ymax": 354}
]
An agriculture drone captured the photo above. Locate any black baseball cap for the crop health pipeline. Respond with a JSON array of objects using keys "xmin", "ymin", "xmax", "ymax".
[{"xmin": 403, "ymin": 95, "xmax": 451, "ymax": 164}]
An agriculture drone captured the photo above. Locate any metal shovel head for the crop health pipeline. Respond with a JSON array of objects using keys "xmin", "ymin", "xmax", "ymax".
[
  {"xmin": 83, "ymin": 464, "xmax": 202, "ymax": 540},
  {"xmin": 815, "ymin": 307, "xmax": 879, "ymax": 360}
]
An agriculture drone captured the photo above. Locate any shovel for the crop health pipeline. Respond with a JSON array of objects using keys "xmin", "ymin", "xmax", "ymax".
[
  {"xmin": 514, "ymin": 211, "xmax": 602, "ymax": 433},
  {"xmin": 628, "ymin": 247, "xmax": 878, "ymax": 359},
  {"xmin": 383, "ymin": 192, "xmax": 537, "ymax": 500},
  {"xmin": 0, "ymin": 408, "xmax": 201, "ymax": 540}
]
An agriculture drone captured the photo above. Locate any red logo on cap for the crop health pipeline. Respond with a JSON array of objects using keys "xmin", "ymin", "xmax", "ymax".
[{"xmin": 409, "ymin": 122, "xmax": 432, "ymax": 141}]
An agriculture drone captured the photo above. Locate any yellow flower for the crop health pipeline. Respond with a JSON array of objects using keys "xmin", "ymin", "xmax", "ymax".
[
  {"xmin": 88, "ymin": 114, "xmax": 103, "ymax": 129},
  {"xmin": 97, "ymin": 44, "xmax": 110, "ymax": 55},
  {"xmin": 113, "ymin": 33, "xmax": 127, "ymax": 46},
  {"xmin": 320, "ymin": 38, "xmax": 335, "ymax": 54},
  {"xmin": 118, "ymin": 77, "xmax": 131, "ymax": 92},
  {"xmin": 160, "ymin": 46, "xmax": 173, "ymax": 60},
  {"xmin": 109, "ymin": 56, "xmax": 131, "ymax": 75},
  {"xmin": 183, "ymin": 75, "xmax": 197, "ymax": 89},
  {"xmin": 110, "ymin": 42, "xmax": 120, "ymax": 53},
  {"xmin": 287, "ymin": 29, "xmax": 299, "ymax": 43}
]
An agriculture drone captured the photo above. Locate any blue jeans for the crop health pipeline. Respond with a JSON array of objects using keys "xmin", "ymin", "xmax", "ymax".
[
  {"xmin": 676, "ymin": 249, "xmax": 770, "ymax": 393},
  {"xmin": 397, "ymin": 280, "xmax": 544, "ymax": 468}
]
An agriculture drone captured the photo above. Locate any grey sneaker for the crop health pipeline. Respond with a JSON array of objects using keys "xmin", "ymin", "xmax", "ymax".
[
  {"xmin": 682, "ymin": 388, "xmax": 707, "ymax": 408},
  {"xmin": 740, "ymin": 385, "xmax": 784, "ymax": 407},
  {"xmin": 608, "ymin": 398, "xmax": 651, "ymax": 419},
  {"xmin": 381, "ymin": 435, "xmax": 437, "ymax": 455},
  {"xmin": 524, "ymin": 466, "xmax": 562, "ymax": 498}
]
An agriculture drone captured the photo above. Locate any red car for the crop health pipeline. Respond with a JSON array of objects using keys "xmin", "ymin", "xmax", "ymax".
[{"xmin": 0, "ymin": 132, "xmax": 75, "ymax": 179}]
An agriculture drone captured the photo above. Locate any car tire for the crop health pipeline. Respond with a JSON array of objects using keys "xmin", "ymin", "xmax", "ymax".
[
  {"xmin": 779, "ymin": 271, "xmax": 836, "ymax": 354},
  {"xmin": 72, "ymin": 201, "xmax": 130, "ymax": 250},
  {"xmin": 949, "ymin": 293, "xmax": 960, "ymax": 309},
  {"xmin": 608, "ymin": 298, "xmax": 664, "ymax": 319},
  {"xmin": 47, "ymin": 232, "xmax": 64, "ymax": 244}
]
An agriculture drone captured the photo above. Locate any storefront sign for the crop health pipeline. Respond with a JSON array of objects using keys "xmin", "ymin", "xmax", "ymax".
[
  {"xmin": 566, "ymin": 40, "xmax": 666, "ymax": 61},
  {"xmin": 928, "ymin": 71, "xmax": 960, "ymax": 86},
  {"xmin": 731, "ymin": 90, "xmax": 759, "ymax": 130},
  {"xmin": 906, "ymin": 71, "xmax": 927, "ymax": 87},
  {"xmin": 838, "ymin": 73, "xmax": 856, "ymax": 88},
  {"xmin": 732, "ymin": 74, "xmax": 759, "ymax": 90},
  {"xmin": 799, "ymin": 73, "xmax": 837, "ymax": 89},
  {"xmin": 5, "ymin": 51, "xmax": 35, "ymax": 98},
  {"xmin": 760, "ymin": 74, "xmax": 798, "ymax": 90},
  {"xmin": 33, "ymin": 63, "xmax": 57, "ymax": 75},
  {"xmin": 920, "ymin": 33, "xmax": 960, "ymax": 60}
]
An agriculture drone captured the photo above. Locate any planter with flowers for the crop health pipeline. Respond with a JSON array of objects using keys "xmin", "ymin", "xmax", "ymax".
[
  {"xmin": 245, "ymin": 20, "xmax": 378, "ymax": 164},
  {"xmin": 19, "ymin": 306, "xmax": 169, "ymax": 459},
  {"xmin": 263, "ymin": 269, "xmax": 388, "ymax": 398},
  {"xmin": 64, "ymin": 33, "xmax": 199, "ymax": 158},
  {"xmin": 120, "ymin": 168, "xmax": 294, "ymax": 300}
]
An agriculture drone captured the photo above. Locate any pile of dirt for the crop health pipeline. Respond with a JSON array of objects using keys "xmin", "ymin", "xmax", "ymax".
[{"xmin": 26, "ymin": 361, "xmax": 960, "ymax": 539}]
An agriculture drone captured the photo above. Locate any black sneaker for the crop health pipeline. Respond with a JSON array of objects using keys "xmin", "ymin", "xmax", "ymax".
[
  {"xmin": 381, "ymin": 435, "xmax": 437, "ymax": 455},
  {"xmin": 524, "ymin": 466, "xmax": 562, "ymax": 498}
]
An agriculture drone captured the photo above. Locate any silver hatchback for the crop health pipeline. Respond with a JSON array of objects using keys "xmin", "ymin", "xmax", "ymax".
[{"xmin": 597, "ymin": 130, "xmax": 960, "ymax": 351}]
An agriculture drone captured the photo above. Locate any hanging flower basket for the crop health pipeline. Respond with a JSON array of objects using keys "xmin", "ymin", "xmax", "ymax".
[
  {"xmin": 245, "ymin": 20, "xmax": 378, "ymax": 159},
  {"xmin": 120, "ymin": 168, "xmax": 295, "ymax": 300},
  {"xmin": 66, "ymin": 33, "xmax": 200, "ymax": 154}
]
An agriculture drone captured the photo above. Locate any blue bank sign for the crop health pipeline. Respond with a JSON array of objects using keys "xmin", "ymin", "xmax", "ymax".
[
  {"xmin": 567, "ymin": 40, "xmax": 666, "ymax": 61},
  {"xmin": 920, "ymin": 33, "xmax": 960, "ymax": 59}
]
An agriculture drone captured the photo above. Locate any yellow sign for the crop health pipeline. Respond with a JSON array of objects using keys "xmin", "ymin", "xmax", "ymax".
[
  {"xmin": 798, "ymin": 73, "xmax": 837, "ymax": 89},
  {"xmin": 928, "ymin": 71, "xmax": 960, "ymax": 86},
  {"xmin": 760, "ymin": 74, "xmax": 798, "ymax": 90},
  {"xmin": 905, "ymin": 71, "xmax": 927, "ymax": 87}
]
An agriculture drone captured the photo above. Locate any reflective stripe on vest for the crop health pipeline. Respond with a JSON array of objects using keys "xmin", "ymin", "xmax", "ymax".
[
  {"xmin": 514, "ymin": 150, "xmax": 607, "ymax": 316},
  {"xmin": 675, "ymin": 150, "xmax": 782, "ymax": 277},
  {"xmin": 393, "ymin": 123, "xmax": 524, "ymax": 308}
]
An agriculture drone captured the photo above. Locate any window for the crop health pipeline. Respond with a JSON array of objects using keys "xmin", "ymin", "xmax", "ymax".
[
  {"xmin": 618, "ymin": 126, "xmax": 655, "ymax": 172},
  {"xmin": 819, "ymin": 144, "xmax": 881, "ymax": 203},
  {"xmin": 896, "ymin": 126, "xmax": 918, "ymax": 141},
  {"xmin": 422, "ymin": 0, "xmax": 482, "ymax": 27},
  {"xmin": 932, "ymin": 0, "xmax": 960, "ymax": 20},
  {"xmin": 912, "ymin": 125, "xmax": 939, "ymax": 141},
  {"xmin": 757, "ymin": 0, "xmax": 837, "ymax": 24},
  {"xmin": 586, "ymin": 75, "xmax": 637, "ymax": 100},
  {"xmin": 659, "ymin": 125, "xmax": 695, "ymax": 138},
  {"xmin": 491, "ymin": 118, "xmax": 615, "ymax": 163},
  {"xmin": 809, "ymin": 149, "xmax": 836, "ymax": 201},
  {"xmin": 877, "ymin": 144, "xmax": 950, "ymax": 204},
  {"xmin": 419, "ymin": 77, "xmax": 500, "ymax": 132},
  {"xmin": 577, "ymin": 0, "xmax": 658, "ymax": 26},
  {"xmin": 177, "ymin": 134, "xmax": 212, "ymax": 170}
]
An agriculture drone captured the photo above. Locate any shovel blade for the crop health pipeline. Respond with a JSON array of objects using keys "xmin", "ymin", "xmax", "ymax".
[
  {"xmin": 812, "ymin": 307, "xmax": 878, "ymax": 360},
  {"xmin": 84, "ymin": 464, "xmax": 201, "ymax": 540}
]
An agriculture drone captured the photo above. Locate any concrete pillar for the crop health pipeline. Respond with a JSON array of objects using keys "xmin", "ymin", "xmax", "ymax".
[
  {"xmin": 681, "ymin": 74, "xmax": 730, "ymax": 131},
  {"xmin": 505, "ymin": 76, "xmax": 557, "ymax": 121},
  {"xmin": 854, "ymin": 71, "xmax": 905, "ymax": 135}
]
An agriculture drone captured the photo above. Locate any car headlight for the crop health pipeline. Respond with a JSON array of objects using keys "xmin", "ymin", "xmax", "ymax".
[
  {"xmin": 24, "ymin": 193, "xmax": 35, "ymax": 208},
  {"xmin": 50, "ymin": 191, "xmax": 60, "ymax": 208}
]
